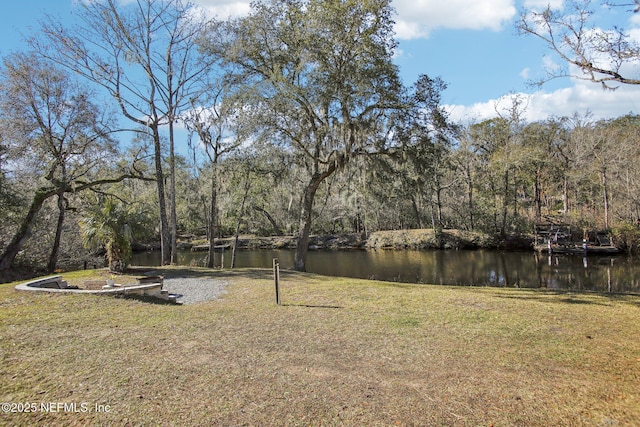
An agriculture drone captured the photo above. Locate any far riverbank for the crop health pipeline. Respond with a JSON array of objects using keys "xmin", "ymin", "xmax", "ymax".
[{"xmin": 174, "ymin": 229, "xmax": 533, "ymax": 252}]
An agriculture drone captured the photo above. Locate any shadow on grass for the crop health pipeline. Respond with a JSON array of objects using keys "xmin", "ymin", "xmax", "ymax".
[
  {"xmin": 138, "ymin": 266, "xmax": 335, "ymax": 283},
  {"xmin": 281, "ymin": 303, "xmax": 343, "ymax": 309},
  {"xmin": 114, "ymin": 293, "xmax": 184, "ymax": 305},
  {"xmin": 132, "ymin": 266, "xmax": 274, "ymax": 281},
  {"xmin": 494, "ymin": 289, "xmax": 640, "ymax": 308}
]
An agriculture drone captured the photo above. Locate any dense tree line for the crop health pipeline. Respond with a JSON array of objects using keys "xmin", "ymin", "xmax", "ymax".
[{"xmin": 1, "ymin": 0, "xmax": 639, "ymax": 273}]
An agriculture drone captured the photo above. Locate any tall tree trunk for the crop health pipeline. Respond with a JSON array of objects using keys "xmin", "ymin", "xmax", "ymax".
[
  {"xmin": 207, "ymin": 162, "xmax": 218, "ymax": 268},
  {"xmin": 231, "ymin": 174, "xmax": 251, "ymax": 269},
  {"xmin": 501, "ymin": 170, "xmax": 509, "ymax": 236},
  {"xmin": 602, "ymin": 167, "xmax": 610, "ymax": 230},
  {"xmin": 429, "ymin": 200, "xmax": 436, "ymax": 233},
  {"xmin": 512, "ymin": 167, "xmax": 518, "ymax": 220},
  {"xmin": 410, "ymin": 194, "xmax": 422, "ymax": 228},
  {"xmin": 355, "ymin": 197, "xmax": 363, "ymax": 234},
  {"xmin": 487, "ymin": 176, "xmax": 499, "ymax": 233},
  {"xmin": 534, "ymin": 169, "xmax": 542, "ymax": 220},
  {"xmin": 563, "ymin": 175, "xmax": 569, "ymax": 215},
  {"xmin": 466, "ymin": 167, "xmax": 474, "ymax": 230},
  {"xmin": 0, "ymin": 190, "xmax": 50, "ymax": 269},
  {"xmin": 254, "ymin": 206, "xmax": 282, "ymax": 235},
  {"xmin": 435, "ymin": 186, "xmax": 443, "ymax": 227},
  {"xmin": 169, "ymin": 119, "xmax": 178, "ymax": 264},
  {"xmin": 152, "ymin": 127, "xmax": 171, "ymax": 265},
  {"xmin": 47, "ymin": 193, "xmax": 66, "ymax": 273},
  {"xmin": 294, "ymin": 178, "xmax": 321, "ymax": 272},
  {"xmin": 625, "ymin": 170, "xmax": 633, "ymax": 223}
]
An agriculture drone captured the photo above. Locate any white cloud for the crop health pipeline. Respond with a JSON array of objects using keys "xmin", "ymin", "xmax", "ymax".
[
  {"xmin": 447, "ymin": 79, "xmax": 640, "ymax": 124},
  {"xmin": 186, "ymin": 0, "xmax": 640, "ymax": 126},
  {"xmin": 392, "ymin": 48, "xmax": 405, "ymax": 60},
  {"xmin": 542, "ymin": 56, "xmax": 561, "ymax": 73},
  {"xmin": 191, "ymin": 0, "xmax": 251, "ymax": 19},
  {"xmin": 522, "ymin": 0, "xmax": 564, "ymax": 11},
  {"xmin": 190, "ymin": 0, "xmax": 518, "ymax": 39},
  {"xmin": 393, "ymin": 0, "xmax": 517, "ymax": 40},
  {"xmin": 629, "ymin": 14, "xmax": 640, "ymax": 44},
  {"xmin": 394, "ymin": 20, "xmax": 429, "ymax": 40}
]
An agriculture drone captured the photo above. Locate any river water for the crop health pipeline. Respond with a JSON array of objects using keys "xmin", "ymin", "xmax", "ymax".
[{"xmin": 131, "ymin": 248, "xmax": 640, "ymax": 293}]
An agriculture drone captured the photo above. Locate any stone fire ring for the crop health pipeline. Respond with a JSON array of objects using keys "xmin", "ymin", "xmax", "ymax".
[{"xmin": 15, "ymin": 275, "xmax": 166, "ymax": 299}]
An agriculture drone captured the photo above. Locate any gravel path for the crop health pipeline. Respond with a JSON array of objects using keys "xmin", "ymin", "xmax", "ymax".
[{"xmin": 162, "ymin": 277, "xmax": 229, "ymax": 304}]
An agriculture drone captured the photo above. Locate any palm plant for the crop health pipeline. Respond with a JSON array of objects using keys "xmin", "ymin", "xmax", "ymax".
[{"xmin": 79, "ymin": 197, "xmax": 133, "ymax": 272}]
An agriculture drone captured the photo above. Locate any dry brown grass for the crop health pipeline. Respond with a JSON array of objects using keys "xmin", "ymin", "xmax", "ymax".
[{"xmin": 1, "ymin": 267, "xmax": 639, "ymax": 426}]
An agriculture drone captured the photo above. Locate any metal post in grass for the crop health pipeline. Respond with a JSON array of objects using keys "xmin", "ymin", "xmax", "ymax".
[{"xmin": 273, "ymin": 258, "xmax": 281, "ymax": 305}]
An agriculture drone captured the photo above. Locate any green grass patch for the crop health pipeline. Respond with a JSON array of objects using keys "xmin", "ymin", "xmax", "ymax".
[
  {"xmin": 1, "ymin": 267, "xmax": 639, "ymax": 426},
  {"xmin": 366, "ymin": 228, "xmax": 493, "ymax": 249}
]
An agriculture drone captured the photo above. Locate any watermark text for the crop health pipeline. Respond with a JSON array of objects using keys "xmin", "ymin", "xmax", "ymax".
[{"xmin": 2, "ymin": 402, "xmax": 112, "ymax": 414}]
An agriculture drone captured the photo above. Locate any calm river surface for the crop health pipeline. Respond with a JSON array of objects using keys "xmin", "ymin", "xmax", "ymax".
[{"xmin": 131, "ymin": 249, "xmax": 640, "ymax": 293}]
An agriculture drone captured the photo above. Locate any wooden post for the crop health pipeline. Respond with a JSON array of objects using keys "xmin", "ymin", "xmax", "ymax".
[{"xmin": 273, "ymin": 258, "xmax": 280, "ymax": 305}]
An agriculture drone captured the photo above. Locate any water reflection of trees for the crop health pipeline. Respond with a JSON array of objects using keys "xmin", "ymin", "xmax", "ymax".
[
  {"xmin": 533, "ymin": 254, "xmax": 635, "ymax": 292},
  {"xmin": 131, "ymin": 250, "xmax": 640, "ymax": 293}
]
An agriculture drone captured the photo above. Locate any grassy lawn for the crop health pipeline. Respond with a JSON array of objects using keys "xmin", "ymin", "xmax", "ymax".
[{"xmin": 1, "ymin": 267, "xmax": 639, "ymax": 426}]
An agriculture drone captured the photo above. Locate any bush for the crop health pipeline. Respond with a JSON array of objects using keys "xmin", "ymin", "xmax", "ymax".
[{"xmin": 611, "ymin": 223, "xmax": 640, "ymax": 254}]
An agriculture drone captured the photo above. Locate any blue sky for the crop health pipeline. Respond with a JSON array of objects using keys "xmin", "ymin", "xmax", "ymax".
[{"xmin": 1, "ymin": 0, "xmax": 639, "ymax": 124}]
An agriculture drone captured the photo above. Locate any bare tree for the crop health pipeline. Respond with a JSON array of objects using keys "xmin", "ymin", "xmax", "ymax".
[
  {"xmin": 183, "ymin": 83, "xmax": 241, "ymax": 268},
  {"xmin": 33, "ymin": 0, "xmax": 214, "ymax": 265},
  {"xmin": 154, "ymin": 3, "xmax": 215, "ymax": 264},
  {"xmin": 518, "ymin": 0, "xmax": 640, "ymax": 88},
  {"xmin": 0, "ymin": 53, "xmax": 142, "ymax": 270}
]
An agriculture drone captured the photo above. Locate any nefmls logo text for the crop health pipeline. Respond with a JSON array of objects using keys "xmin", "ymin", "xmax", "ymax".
[
  {"xmin": 41, "ymin": 402, "xmax": 90, "ymax": 413},
  {"xmin": 40, "ymin": 402, "xmax": 111, "ymax": 413}
]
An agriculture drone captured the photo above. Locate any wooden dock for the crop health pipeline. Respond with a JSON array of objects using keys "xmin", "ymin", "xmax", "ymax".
[
  {"xmin": 534, "ymin": 242, "xmax": 620, "ymax": 255},
  {"xmin": 534, "ymin": 222, "xmax": 620, "ymax": 255}
]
